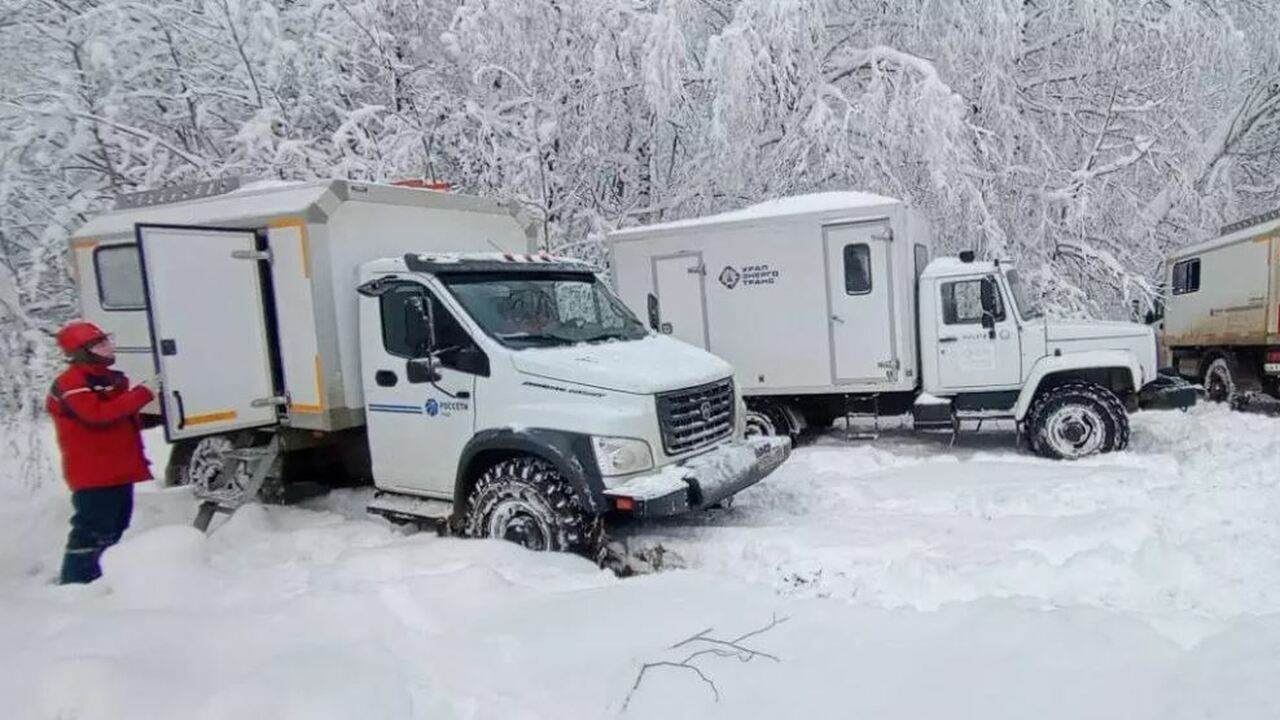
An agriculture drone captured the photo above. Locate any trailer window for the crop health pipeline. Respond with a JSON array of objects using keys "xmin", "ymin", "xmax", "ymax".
[
  {"xmin": 941, "ymin": 278, "xmax": 1005, "ymax": 325},
  {"xmin": 843, "ymin": 244, "xmax": 872, "ymax": 294},
  {"xmin": 1172, "ymin": 258, "xmax": 1200, "ymax": 295},
  {"xmin": 93, "ymin": 245, "xmax": 146, "ymax": 310},
  {"xmin": 379, "ymin": 282, "xmax": 472, "ymax": 360}
]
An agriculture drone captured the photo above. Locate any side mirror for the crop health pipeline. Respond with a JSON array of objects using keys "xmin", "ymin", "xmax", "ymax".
[
  {"xmin": 450, "ymin": 346, "xmax": 490, "ymax": 377},
  {"xmin": 403, "ymin": 295, "xmax": 434, "ymax": 356},
  {"xmin": 979, "ymin": 278, "xmax": 999, "ymax": 315},
  {"xmin": 406, "ymin": 357, "xmax": 441, "ymax": 384},
  {"xmin": 647, "ymin": 293, "xmax": 660, "ymax": 331},
  {"xmin": 981, "ymin": 313, "xmax": 995, "ymax": 330}
]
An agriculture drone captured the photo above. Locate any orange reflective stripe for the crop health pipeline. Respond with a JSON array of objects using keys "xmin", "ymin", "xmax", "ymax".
[{"xmin": 184, "ymin": 410, "xmax": 238, "ymax": 426}]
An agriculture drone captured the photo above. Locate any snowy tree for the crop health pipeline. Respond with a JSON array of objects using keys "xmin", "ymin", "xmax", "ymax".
[{"xmin": 2, "ymin": 0, "xmax": 1278, "ymax": 425}]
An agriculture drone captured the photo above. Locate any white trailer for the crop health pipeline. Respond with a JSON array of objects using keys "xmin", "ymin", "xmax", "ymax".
[
  {"xmin": 1160, "ymin": 208, "xmax": 1280, "ymax": 404},
  {"xmin": 609, "ymin": 192, "xmax": 1196, "ymax": 459},
  {"xmin": 69, "ymin": 179, "xmax": 789, "ymax": 552}
]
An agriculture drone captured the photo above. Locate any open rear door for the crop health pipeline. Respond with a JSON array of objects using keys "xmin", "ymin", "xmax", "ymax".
[{"xmin": 136, "ymin": 224, "xmax": 279, "ymax": 441}]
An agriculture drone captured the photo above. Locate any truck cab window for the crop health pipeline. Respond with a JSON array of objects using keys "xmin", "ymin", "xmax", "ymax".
[
  {"xmin": 942, "ymin": 278, "xmax": 1005, "ymax": 325},
  {"xmin": 94, "ymin": 245, "xmax": 146, "ymax": 310},
  {"xmin": 843, "ymin": 244, "xmax": 871, "ymax": 294},
  {"xmin": 1172, "ymin": 258, "xmax": 1200, "ymax": 294},
  {"xmin": 379, "ymin": 282, "xmax": 475, "ymax": 362}
]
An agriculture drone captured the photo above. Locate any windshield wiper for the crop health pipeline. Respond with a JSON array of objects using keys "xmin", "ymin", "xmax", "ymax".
[
  {"xmin": 583, "ymin": 329, "xmax": 644, "ymax": 343},
  {"xmin": 495, "ymin": 331, "xmax": 578, "ymax": 346}
]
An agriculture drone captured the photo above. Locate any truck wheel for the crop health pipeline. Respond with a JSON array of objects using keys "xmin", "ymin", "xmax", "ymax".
[
  {"xmin": 1026, "ymin": 381, "xmax": 1129, "ymax": 460},
  {"xmin": 744, "ymin": 401, "xmax": 800, "ymax": 439},
  {"xmin": 172, "ymin": 432, "xmax": 262, "ymax": 501},
  {"xmin": 463, "ymin": 457, "xmax": 598, "ymax": 554},
  {"xmin": 744, "ymin": 408, "xmax": 780, "ymax": 438},
  {"xmin": 1203, "ymin": 357, "xmax": 1236, "ymax": 404}
]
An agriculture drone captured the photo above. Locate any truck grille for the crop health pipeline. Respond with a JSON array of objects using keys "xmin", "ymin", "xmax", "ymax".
[{"xmin": 656, "ymin": 378, "xmax": 735, "ymax": 456}]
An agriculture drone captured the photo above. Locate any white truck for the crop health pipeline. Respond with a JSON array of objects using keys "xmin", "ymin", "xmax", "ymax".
[
  {"xmin": 609, "ymin": 192, "xmax": 1195, "ymax": 459},
  {"xmin": 68, "ymin": 178, "xmax": 789, "ymax": 552},
  {"xmin": 1160, "ymin": 207, "xmax": 1280, "ymax": 405}
]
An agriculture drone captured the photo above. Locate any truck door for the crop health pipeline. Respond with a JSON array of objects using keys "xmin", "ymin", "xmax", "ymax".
[
  {"xmin": 652, "ymin": 252, "xmax": 709, "ymax": 348},
  {"xmin": 136, "ymin": 224, "xmax": 280, "ymax": 441},
  {"xmin": 934, "ymin": 274, "xmax": 1022, "ymax": 389},
  {"xmin": 360, "ymin": 279, "xmax": 477, "ymax": 498},
  {"xmin": 824, "ymin": 222, "xmax": 898, "ymax": 383}
]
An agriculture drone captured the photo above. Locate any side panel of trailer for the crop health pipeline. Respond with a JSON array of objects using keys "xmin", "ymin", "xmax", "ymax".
[
  {"xmin": 1164, "ymin": 234, "xmax": 1272, "ymax": 347},
  {"xmin": 611, "ymin": 204, "xmax": 919, "ymax": 395}
]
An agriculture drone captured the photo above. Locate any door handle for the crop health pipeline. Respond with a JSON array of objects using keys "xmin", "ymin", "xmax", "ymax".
[
  {"xmin": 831, "ymin": 315, "xmax": 845, "ymax": 324},
  {"xmin": 938, "ymin": 337, "xmax": 958, "ymax": 343},
  {"xmin": 172, "ymin": 390, "xmax": 187, "ymax": 430},
  {"xmin": 375, "ymin": 370, "xmax": 398, "ymax": 387},
  {"xmin": 456, "ymin": 391, "xmax": 471, "ymax": 400}
]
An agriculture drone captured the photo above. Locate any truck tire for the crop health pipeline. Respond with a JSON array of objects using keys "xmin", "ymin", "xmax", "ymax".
[
  {"xmin": 463, "ymin": 457, "xmax": 600, "ymax": 555},
  {"xmin": 1025, "ymin": 380, "xmax": 1129, "ymax": 460},
  {"xmin": 1203, "ymin": 357, "xmax": 1236, "ymax": 405},
  {"xmin": 744, "ymin": 400, "xmax": 801, "ymax": 439},
  {"xmin": 170, "ymin": 432, "xmax": 265, "ymax": 501}
]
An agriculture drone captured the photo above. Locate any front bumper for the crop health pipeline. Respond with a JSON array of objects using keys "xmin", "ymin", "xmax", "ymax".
[
  {"xmin": 602, "ymin": 436, "xmax": 791, "ymax": 518},
  {"xmin": 1138, "ymin": 373, "xmax": 1197, "ymax": 411}
]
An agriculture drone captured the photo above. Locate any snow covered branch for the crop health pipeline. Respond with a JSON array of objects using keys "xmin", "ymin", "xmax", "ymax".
[{"xmin": 622, "ymin": 614, "xmax": 789, "ymax": 711}]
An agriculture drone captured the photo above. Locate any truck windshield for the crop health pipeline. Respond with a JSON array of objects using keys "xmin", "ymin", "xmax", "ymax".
[
  {"xmin": 1004, "ymin": 269, "xmax": 1043, "ymax": 320},
  {"xmin": 438, "ymin": 271, "xmax": 649, "ymax": 349}
]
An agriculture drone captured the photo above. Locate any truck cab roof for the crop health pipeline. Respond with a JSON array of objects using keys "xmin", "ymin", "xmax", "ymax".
[
  {"xmin": 362, "ymin": 252, "xmax": 598, "ymax": 275},
  {"xmin": 920, "ymin": 257, "xmax": 1007, "ymax": 279}
]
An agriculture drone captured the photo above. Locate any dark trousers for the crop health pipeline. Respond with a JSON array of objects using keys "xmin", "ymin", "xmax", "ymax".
[{"xmin": 59, "ymin": 484, "xmax": 134, "ymax": 585}]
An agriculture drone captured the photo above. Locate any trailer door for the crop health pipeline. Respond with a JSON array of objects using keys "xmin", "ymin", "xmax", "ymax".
[
  {"xmin": 136, "ymin": 224, "xmax": 280, "ymax": 441},
  {"xmin": 652, "ymin": 252, "xmax": 709, "ymax": 349},
  {"xmin": 824, "ymin": 222, "xmax": 897, "ymax": 384}
]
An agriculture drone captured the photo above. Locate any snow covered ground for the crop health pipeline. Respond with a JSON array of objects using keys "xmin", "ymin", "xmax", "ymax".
[{"xmin": 1, "ymin": 406, "xmax": 1278, "ymax": 718}]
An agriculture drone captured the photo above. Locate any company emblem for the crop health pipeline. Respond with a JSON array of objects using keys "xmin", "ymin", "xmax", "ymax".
[
  {"xmin": 424, "ymin": 398, "xmax": 440, "ymax": 416},
  {"xmin": 718, "ymin": 266, "xmax": 741, "ymax": 289},
  {"xmin": 700, "ymin": 401, "xmax": 714, "ymax": 422}
]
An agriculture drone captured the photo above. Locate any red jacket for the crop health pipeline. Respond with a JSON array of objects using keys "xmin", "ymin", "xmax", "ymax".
[{"xmin": 47, "ymin": 364, "xmax": 156, "ymax": 491}]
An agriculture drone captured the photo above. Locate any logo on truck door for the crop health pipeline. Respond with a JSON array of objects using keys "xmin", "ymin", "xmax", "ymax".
[
  {"xmin": 718, "ymin": 264, "xmax": 779, "ymax": 289},
  {"xmin": 424, "ymin": 397, "xmax": 469, "ymax": 417}
]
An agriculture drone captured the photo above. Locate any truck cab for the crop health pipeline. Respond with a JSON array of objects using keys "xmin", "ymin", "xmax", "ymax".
[
  {"xmin": 915, "ymin": 254, "xmax": 1194, "ymax": 458},
  {"xmin": 355, "ymin": 253, "xmax": 790, "ymax": 551}
]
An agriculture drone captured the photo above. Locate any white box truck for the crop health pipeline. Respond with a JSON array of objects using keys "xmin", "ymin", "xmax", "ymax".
[
  {"xmin": 68, "ymin": 178, "xmax": 789, "ymax": 553},
  {"xmin": 1160, "ymin": 207, "xmax": 1280, "ymax": 405},
  {"xmin": 609, "ymin": 192, "xmax": 1195, "ymax": 459}
]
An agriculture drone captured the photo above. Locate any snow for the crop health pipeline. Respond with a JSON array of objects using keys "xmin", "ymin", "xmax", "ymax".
[
  {"xmin": 610, "ymin": 191, "xmax": 900, "ymax": 236},
  {"xmin": 2, "ymin": 407, "xmax": 1280, "ymax": 718},
  {"xmin": 410, "ymin": 251, "xmax": 592, "ymax": 267}
]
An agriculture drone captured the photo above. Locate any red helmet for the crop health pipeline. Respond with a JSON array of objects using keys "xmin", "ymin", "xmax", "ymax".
[{"xmin": 56, "ymin": 321, "xmax": 108, "ymax": 354}]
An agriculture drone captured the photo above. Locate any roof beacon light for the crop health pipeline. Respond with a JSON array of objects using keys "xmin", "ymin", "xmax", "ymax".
[{"xmin": 959, "ymin": 250, "xmax": 975, "ymax": 263}]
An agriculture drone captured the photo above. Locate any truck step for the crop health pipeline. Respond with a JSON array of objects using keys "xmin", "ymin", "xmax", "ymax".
[{"xmin": 366, "ymin": 491, "xmax": 454, "ymax": 523}]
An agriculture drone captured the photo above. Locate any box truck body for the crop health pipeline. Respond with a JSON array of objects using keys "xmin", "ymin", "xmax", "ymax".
[
  {"xmin": 610, "ymin": 192, "xmax": 932, "ymax": 398},
  {"xmin": 1162, "ymin": 208, "xmax": 1280, "ymax": 402}
]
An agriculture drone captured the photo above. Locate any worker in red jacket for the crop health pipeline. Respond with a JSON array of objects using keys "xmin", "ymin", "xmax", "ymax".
[{"xmin": 47, "ymin": 321, "xmax": 158, "ymax": 584}]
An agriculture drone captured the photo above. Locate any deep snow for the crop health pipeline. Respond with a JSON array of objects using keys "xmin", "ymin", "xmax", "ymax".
[{"xmin": 1, "ymin": 405, "xmax": 1278, "ymax": 718}]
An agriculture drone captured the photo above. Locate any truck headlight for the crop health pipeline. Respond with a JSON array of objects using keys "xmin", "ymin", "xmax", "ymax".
[{"xmin": 590, "ymin": 436, "xmax": 654, "ymax": 477}]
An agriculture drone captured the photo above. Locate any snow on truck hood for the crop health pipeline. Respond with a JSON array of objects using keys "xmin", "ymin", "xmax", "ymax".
[
  {"xmin": 1043, "ymin": 320, "xmax": 1153, "ymax": 342},
  {"xmin": 511, "ymin": 334, "xmax": 734, "ymax": 395}
]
